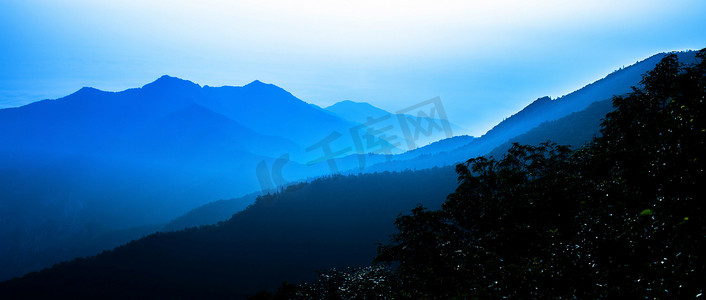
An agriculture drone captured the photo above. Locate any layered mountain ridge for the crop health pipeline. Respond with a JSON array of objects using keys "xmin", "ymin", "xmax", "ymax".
[{"xmin": 0, "ymin": 50, "xmax": 699, "ymax": 285}]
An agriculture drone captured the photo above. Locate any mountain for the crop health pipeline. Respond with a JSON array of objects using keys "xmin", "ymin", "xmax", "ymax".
[
  {"xmin": 471, "ymin": 51, "xmax": 698, "ymax": 155},
  {"xmin": 133, "ymin": 51, "xmax": 699, "ymax": 233},
  {"xmin": 0, "ymin": 77, "xmax": 294, "ymax": 160},
  {"xmin": 0, "ymin": 76, "xmax": 398, "ymax": 281},
  {"xmin": 361, "ymin": 51, "xmax": 700, "ymax": 172},
  {"xmin": 0, "ymin": 167, "xmax": 459, "ymax": 299},
  {"xmin": 487, "ymin": 98, "xmax": 615, "ymax": 158},
  {"xmin": 1, "ymin": 50, "xmax": 697, "ymax": 285},
  {"xmin": 324, "ymin": 100, "xmax": 391, "ymax": 121},
  {"xmin": 161, "ymin": 192, "xmax": 260, "ymax": 232},
  {"xmin": 196, "ymin": 81, "xmax": 385, "ymax": 160},
  {"xmin": 0, "ymin": 76, "xmax": 377, "ymax": 164},
  {"xmin": 324, "ymin": 99, "xmax": 460, "ymax": 125},
  {"xmin": 390, "ymin": 134, "xmax": 475, "ymax": 161},
  {"xmin": 258, "ymin": 51, "xmax": 706, "ymax": 298},
  {"xmin": 0, "ymin": 82, "xmax": 661, "ymax": 297}
]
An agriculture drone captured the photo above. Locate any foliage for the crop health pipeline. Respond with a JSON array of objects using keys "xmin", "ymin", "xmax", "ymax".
[{"xmin": 248, "ymin": 266, "xmax": 399, "ymax": 300}]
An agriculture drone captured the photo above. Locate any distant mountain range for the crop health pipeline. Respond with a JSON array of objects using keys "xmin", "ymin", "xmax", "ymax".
[
  {"xmin": 2, "ymin": 49, "xmax": 703, "ymax": 299},
  {"xmin": 0, "ymin": 50, "xmax": 699, "ymax": 285},
  {"xmin": 156, "ymin": 50, "xmax": 700, "ymax": 234},
  {"xmin": 0, "ymin": 74, "xmax": 461, "ymax": 280}
]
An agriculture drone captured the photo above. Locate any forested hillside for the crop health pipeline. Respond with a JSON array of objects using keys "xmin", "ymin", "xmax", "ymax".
[{"xmin": 0, "ymin": 168, "xmax": 458, "ymax": 298}]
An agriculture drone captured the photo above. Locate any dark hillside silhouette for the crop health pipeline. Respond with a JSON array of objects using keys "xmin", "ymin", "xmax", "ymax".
[{"xmin": 0, "ymin": 168, "xmax": 458, "ymax": 298}]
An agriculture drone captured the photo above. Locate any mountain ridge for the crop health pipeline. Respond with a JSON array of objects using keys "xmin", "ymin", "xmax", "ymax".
[
  {"xmin": 360, "ymin": 50, "xmax": 700, "ymax": 172},
  {"xmin": 1, "ymin": 49, "xmax": 699, "ymax": 284}
]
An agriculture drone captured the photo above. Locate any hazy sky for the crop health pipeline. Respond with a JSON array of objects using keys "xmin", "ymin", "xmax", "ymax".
[{"xmin": 1, "ymin": 0, "xmax": 705, "ymax": 136}]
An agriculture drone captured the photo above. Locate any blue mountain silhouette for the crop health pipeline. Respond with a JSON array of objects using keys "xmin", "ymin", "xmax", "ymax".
[{"xmin": 361, "ymin": 50, "xmax": 700, "ymax": 171}]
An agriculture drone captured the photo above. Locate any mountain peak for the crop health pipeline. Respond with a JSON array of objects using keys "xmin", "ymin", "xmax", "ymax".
[
  {"xmin": 65, "ymin": 86, "xmax": 104, "ymax": 99},
  {"xmin": 244, "ymin": 80, "xmax": 270, "ymax": 87},
  {"xmin": 240, "ymin": 80, "xmax": 293, "ymax": 97},
  {"xmin": 333, "ymin": 100, "xmax": 370, "ymax": 106},
  {"xmin": 77, "ymin": 86, "xmax": 101, "ymax": 93},
  {"xmin": 325, "ymin": 100, "xmax": 391, "ymax": 121},
  {"xmin": 142, "ymin": 75, "xmax": 200, "ymax": 90},
  {"xmin": 326, "ymin": 100, "xmax": 383, "ymax": 112}
]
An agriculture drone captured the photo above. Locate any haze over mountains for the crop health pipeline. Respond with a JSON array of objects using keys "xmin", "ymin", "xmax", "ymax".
[
  {"xmin": 1, "ymin": 168, "xmax": 459, "ymax": 298},
  {"xmin": 322, "ymin": 100, "xmax": 464, "ymax": 150},
  {"xmin": 0, "ymin": 75, "xmax": 459, "ymax": 280},
  {"xmin": 0, "ymin": 50, "xmax": 699, "ymax": 286}
]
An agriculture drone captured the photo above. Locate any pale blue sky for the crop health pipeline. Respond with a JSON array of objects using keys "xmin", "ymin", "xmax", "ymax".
[{"xmin": 1, "ymin": 0, "xmax": 705, "ymax": 136}]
